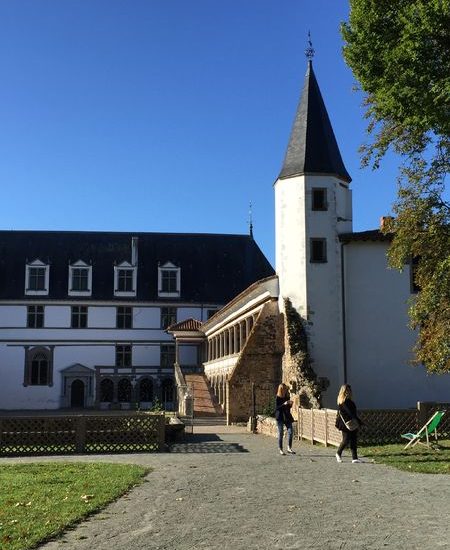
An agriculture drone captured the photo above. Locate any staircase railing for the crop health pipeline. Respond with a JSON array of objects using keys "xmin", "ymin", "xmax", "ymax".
[{"xmin": 174, "ymin": 363, "xmax": 194, "ymax": 431}]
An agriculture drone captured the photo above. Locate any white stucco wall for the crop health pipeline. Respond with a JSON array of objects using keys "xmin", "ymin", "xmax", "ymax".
[
  {"xmin": 133, "ymin": 307, "xmax": 159, "ymax": 329},
  {"xmin": 45, "ymin": 305, "xmax": 71, "ymax": 327},
  {"xmin": 344, "ymin": 241, "xmax": 450, "ymax": 408},
  {"xmin": 275, "ymin": 175, "xmax": 307, "ymax": 316},
  {"xmin": 133, "ymin": 344, "xmax": 160, "ymax": 366},
  {"xmin": 178, "ymin": 307, "xmax": 201, "ymax": 322},
  {"xmin": 88, "ymin": 306, "xmax": 116, "ymax": 328},
  {"xmin": 0, "ymin": 306, "xmax": 27, "ymax": 327},
  {"xmin": 179, "ymin": 345, "xmax": 198, "ymax": 365},
  {"xmin": 275, "ymin": 174, "xmax": 352, "ymax": 407}
]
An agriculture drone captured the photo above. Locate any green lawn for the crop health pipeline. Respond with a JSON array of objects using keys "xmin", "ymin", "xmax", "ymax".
[
  {"xmin": 0, "ymin": 462, "xmax": 150, "ymax": 550},
  {"xmin": 363, "ymin": 439, "xmax": 450, "ymax": 474}
]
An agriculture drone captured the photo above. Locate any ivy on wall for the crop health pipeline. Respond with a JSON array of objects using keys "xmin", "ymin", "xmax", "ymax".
[{"xmin": 283, "ymin": 298, "xmax": 321, "ymax": 408}]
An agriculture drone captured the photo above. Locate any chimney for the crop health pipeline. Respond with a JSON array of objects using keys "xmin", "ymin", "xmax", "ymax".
[{"xmin": 131, "ymin": 237, "xmax": 138, "ymax": 266}]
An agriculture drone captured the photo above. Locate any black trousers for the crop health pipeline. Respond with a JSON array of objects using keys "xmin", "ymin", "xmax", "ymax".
[{"xmin": 337, "ymin": 429, "xmax": 358, "ymax": 460}]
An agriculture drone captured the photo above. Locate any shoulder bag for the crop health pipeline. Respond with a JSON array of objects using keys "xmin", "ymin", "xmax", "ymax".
[{"xmin": 339, "ymin": 410, "xmax": 359, "ymax": 431}]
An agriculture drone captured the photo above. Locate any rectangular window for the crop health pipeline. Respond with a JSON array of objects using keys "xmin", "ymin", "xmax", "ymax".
[
  {"xmin": 71, "ymin": 268, "xmax": 89, "ymax": 291},
  {"xmin": 312, "ymin": 188, "xmax": 327, "ymax": 211},
  {"xmin": 116, "ymin": 344, "xmax": 132, "ymax": 367},
  {"xmin": 160, "ymin": 344, "xmax": 175, "ymax": 368},
  {"xmin": 310, "ymin": 238, "xmax": 327, "ymax": 263},
  {"xmin": 71, "ymin": 306, "xmax": 88, "ymax": 328},
  {"xmin": 160, "ymin": 307, "xmax": 177, "ymax": 329},
  {"xmin": 117, "ymin": 269, "xmax": 134, "ymax": 292},
  {"xmin": 27, "ymin": 305, "xmax": 44, "ymax": 328},
  {"xmin": 28, "ymin": 267, "xmax": 46, "ymax": 291},
  {"xmin": 117, "ymin": 306, "xmax": 133, "ymax": 329},
  {"xmin": 31, "ymin": 356, "xmax": 49, "ymax": 385},
  {"xmin": 161, "ymin": 270, "xmax": 178, "ymax": 293}
]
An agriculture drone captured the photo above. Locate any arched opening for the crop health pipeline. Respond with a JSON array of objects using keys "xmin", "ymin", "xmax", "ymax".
[
  {"xmin": 139, "ymin": 378, "xmax": 154, "ymax": 402},
  {"xmin": 118, "ymin": 378, "xmax": 132, "ymax": 402},
  {"xmin": 100, "ymin": 378, "xmax": 114, "ymax": 402},
  {"xmin": 162, "ymin": 378, "xmax": 174, "ymax": 410},
  {"xmin": 70, "ymin": 379, "xmax": 85, "ymax": 408}
]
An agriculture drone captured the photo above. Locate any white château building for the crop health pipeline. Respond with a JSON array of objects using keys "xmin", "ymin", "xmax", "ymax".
[
  {"xmin": 1, "ymin": 55, "xmax": 449, "ymax": 415},
  {"xmin": 0, "ymin": 231, "xmax": 273, "ymax": 410}
]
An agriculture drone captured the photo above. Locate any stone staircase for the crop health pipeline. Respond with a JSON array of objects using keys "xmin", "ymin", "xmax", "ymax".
[{"xmin": 184, "ymin": 373, "xmax": 223, "ymax": 417}]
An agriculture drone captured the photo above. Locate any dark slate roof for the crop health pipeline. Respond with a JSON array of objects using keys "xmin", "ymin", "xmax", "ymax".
[
  {"xmin": 278, "ymin": 61, "xmax": 351, "ymax": 183},
  {"xmin": 339, "ymin": 230, "xmax": 392, "ymax": 243},
  {"xmin": 0, "ymin": 230, "xmax": 274, "ymax": 303}
]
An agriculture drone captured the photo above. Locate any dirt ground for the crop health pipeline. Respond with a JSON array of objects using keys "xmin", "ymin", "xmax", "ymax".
[{"xmin": 2, "ymin": 428, "xmax": 449, "ymax": 550}]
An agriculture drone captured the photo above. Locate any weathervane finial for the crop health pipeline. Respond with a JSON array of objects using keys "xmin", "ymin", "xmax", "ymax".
[
  {"xmin": 248, "ymin": 202, "xmax": 254, "ymax": 238},
  {"xmin": 305, "ymin": 31, "xmax": 315, "ymax": 62}
]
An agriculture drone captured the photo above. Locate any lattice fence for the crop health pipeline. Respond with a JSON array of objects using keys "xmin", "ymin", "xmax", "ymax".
[
  {"xmin": 358, "ymin": 409, "xmax": 418, "ymax": 445},
  {"xmin": 0, "ymin": 416, "xmax": 77, "ymax": 455},
  {"xmin": 298, "ymin": 404, "xmax": 450, "ymax": 447},
  {"xmin": 428, "ymin": 403, "xmax": 450, "ymax": 439},
  {"xmin": 0, "ymin": 413, "xmax": 165, "ymax": 456}
]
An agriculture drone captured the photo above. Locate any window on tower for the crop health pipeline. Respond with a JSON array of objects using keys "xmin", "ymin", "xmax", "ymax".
[
  {"xmin": 312, "ymin": 188, "xmax": 327, "ymax": 211},
  {"xmin": 310, "ymin": 238, "xmax": 327, "ymax": 263}
]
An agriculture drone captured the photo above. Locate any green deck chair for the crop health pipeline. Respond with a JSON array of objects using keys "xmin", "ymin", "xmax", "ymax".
[{"xmin": 401, "ymin": 411, "xmax": 445, "ymax": 449}]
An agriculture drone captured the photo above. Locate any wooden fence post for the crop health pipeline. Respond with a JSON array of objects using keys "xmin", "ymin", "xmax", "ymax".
[
  {"xmin": 417, "ymin": 401, "xmax": 433, "ymax": 429},
  {"xmin": 158, "ymin": 413, "xmax": 165, "ymax": 451},
  {"xmin": 251, "ymin": 383, "xmax": 257, "ymax": 433},
  {"xmin": 75, "ymin": 417, "xmax": 86, "ymax": 454},
  {"xmin": 298, "ymin": 407, "xmax": 302, "ymax": 441}
]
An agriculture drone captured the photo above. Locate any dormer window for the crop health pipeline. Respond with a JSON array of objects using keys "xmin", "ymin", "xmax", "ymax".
[
  {"xmin": 25, "ymin": 260, "xmax": 50, "ymax": 296},
  {"xmin": 114, "ymin": 262, "xmax": 137, "ymax": 297},
  {"xmin": 68, "ymin": 261, "xmax": 92, "ymax": 296},
  {"xmin": 158, "ymin": 262, "xmax": 180, "ymax": 297}
]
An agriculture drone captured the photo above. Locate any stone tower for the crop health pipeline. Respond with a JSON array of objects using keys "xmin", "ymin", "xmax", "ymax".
[{"xmin": 274, "ymin": 56, "xmax": 353, "ymax": 406}]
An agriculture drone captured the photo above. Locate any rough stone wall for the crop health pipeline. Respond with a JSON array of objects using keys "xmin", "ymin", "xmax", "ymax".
[
  {"xmin": 254, "ymin": 415, "xmax": 298, "ymax": 439},
  {"xmin": 228, "ymin": 300, "xmax": 283, "ymax": 423},
  {"xmin": 282, "ymin": 298, "xmax": 321, "ymax": 410}
]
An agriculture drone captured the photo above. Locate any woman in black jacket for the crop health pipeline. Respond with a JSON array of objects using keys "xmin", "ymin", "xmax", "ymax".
[
  {"xmin": 275, "ymin": 383, "xmax": 295, "ymax": 455},
  {"xmin": 335, "ymin": 384, "xmax": 362, "ymax": 463}
]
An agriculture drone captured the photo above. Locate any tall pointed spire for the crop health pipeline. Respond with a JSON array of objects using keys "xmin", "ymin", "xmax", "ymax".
[{"xmin": 278, "ymin": 39, "xmax": 351, "ymax": 183}]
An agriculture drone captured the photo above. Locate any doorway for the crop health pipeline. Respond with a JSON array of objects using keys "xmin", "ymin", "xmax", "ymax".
[{"xmin": 71, "ymin": 379, "xmax": 85, "ymax": 408}]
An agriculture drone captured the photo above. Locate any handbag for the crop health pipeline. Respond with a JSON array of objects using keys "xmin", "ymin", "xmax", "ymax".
[{"xmin": 339, "ymin": 412, "xmax": 359, "ymax": 431}]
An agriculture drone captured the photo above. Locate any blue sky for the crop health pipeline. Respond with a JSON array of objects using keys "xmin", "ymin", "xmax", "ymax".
[{"xmin": 0, "ymin": 1, "xmax": 403, "ymax": 265}]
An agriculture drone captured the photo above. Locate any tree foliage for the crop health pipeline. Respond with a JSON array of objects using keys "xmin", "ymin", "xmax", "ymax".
[{"xmin": 342, "ymin": 0, "xmax": 450, "ymax": 372}]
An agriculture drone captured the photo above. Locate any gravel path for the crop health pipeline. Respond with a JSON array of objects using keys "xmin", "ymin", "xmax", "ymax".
[{"xmin": 3, "ymin": 430, "xmax": 449, "ymax": 550}]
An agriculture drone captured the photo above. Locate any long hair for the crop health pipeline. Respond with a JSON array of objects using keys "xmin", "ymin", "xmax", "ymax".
[
  {"xmin": 276, "ymin": 383, "xmax": 288, "ymax": 398},
  {"xmin": 337, "ymin": 384, "xmax": 352, "ymax": 405}
]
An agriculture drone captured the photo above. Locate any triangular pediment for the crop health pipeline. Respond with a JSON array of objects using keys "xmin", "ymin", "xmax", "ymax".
[
  {"xmin": 70, "ymin": 259, "xmax": 90, "ymax": 267},
  {"xmin": 61, "ymin": 363, "xmax": 94, "ymax": 375}
]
